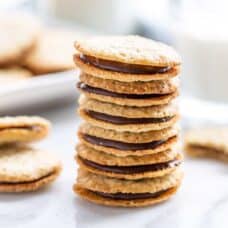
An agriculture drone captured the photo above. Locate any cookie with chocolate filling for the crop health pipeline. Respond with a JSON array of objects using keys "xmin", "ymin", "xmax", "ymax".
[
  {"xmin": 77, "ymin": 81, "xmax": 178, "ymax": 107},
  {"xmin": 185, "ymin": 128, "xmax": 228, "ymax": 162},
  {"xmin": 79, "ymin": 108, "xmax": 179, "ymax": 132},
  {"xmin": 0, "ymin": 116, "xmax": 50, "ymax": 145},
  {"xmin": 76, "ymin": 144, "xmax": 182, "ymax": 180},
  {"xmin": 0, "ymin": 145, "xmax": 61, "ymax": 192},
  {"xmin": 79, "ymin": 95, "xmax": 178, "ymax": 119},
  {"xmin": 74, "ymin": 169, "xmax": 183, "ymax": 207},
  {"xmin": 79, "ymin": 73, "xmax": 179, "ymax": 95},
  {"xmin": 74, "ymin": 35, "xmax": 180, "ymax": 82},
  {"xmin": 78, "ymin": 131, "xmax": 178, "ymax": 157}
]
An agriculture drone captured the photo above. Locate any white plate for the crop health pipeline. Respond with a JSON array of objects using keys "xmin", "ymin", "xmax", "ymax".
[{"xmin": 0, "ymin": 70, "xmax": 79, "ymax": 114}]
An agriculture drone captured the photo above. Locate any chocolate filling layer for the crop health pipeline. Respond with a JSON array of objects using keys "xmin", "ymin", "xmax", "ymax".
[
  {"xmin": 77, "ymin": 82, "xmax": 170, "ymax": 99},
  {"xmin": 86, "ymin": 110, "xmax": 174, "ymax": 125},
  {"xmin": 79, "ymin": 156, "xmax": 180, "ymax": 174},
  {"xmin": 91, "ymin": 189, "xmax": 169, "ymax": 200},
  {"xmin": 82, "ymin": 134, "xmax": 174, "ymax": 151},
  {"xmin": 80, "ymin": 54, "xmax": 171, "ymax": 74},
  {"xmin": 0, "ymin": 126, "xmax": 42, "ymax": 132}
]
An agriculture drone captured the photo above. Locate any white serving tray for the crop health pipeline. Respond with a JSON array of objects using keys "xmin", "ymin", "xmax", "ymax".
[{"xmin": 0, "ymin": 70, "xmax": 79, "ymax": 114}]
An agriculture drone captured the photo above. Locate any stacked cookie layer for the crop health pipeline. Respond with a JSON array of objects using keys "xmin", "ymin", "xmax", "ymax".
[{"xmin": 74, "ymin": 36, "xmax": 183, "ymax": 207}]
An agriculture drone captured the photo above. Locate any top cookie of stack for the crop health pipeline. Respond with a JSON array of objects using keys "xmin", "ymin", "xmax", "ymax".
[
  {"xmin": 75, "ymin": 35, "xmax": 180, "ymax": 107},
  {"xmin": 74, "ymin": 35, "xmax": 182, "ymax": 207}
]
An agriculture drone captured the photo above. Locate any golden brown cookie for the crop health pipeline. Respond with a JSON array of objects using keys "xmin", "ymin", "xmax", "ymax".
[
  {"xmin": 0, "ymin": 116, "xmax": 51, "ymax": 145},
  {"xmin": 185, "ymin": 127, "xmax": 228, "ymax": 162},
  {"xmin": 0, "ymin": 145, "xmax": 61, "ymax": 192},
  {"xmin": 79, "ymin": 122, "xmax": 179, "ymax": 143},
  {"xmin": 77, "ymin": 152, "xmax": 182, "ymax": 180},
  {"xmin": 79, "ymin": 95, "xmax": 178, "ymax": 118},
  {"xmin": 74, "ymin": 54, "xmax": 180, "ymax": 82},
  {"xmin": 74, "ymin": 35, "xmax": 181, "ymax": 67},
  {"xmin": 0, "ymin": 13, "xmax": 41, "ymax": 66},
  {"xmin": 78, "ymin": 131, "xmax": 178, "ymax": 157},
  {"xmin": 24, "ymin": 28, "xmax": 84, "ymax": 74},
  {"xmin": 74, "ymin": 169, "xmax": 183, "ymax": 207},
  {"xmin": 79, "ymin": 108, "xmax": 179, "ymax": 132},
  {"xmin": 77, "ymin": 82, "xmax": 178, "ymax": 107},
  {"xmin": 0, "ymin": 67, "xmax": 32, "ymax": 83},
  {"xmin": 80, "ymin": 73, "xmax": 179, "ymax": 95},
  {"xmin": 76, "ymin": 144, "xmax": 179, "ymax": 166}
]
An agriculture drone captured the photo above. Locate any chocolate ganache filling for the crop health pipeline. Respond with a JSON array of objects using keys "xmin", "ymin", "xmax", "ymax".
[
  {"xmin": 85, "ymin": 110, "xmax": 174, "ymax": 125},
  {"xmin": 82, "ymin": 134, "xmax": 174, "ymax": 151},
  {"xmin": 79, "ymin": 156, "xmax": 180, "ymax": 174},
  {"xmin": 77, "ymin": 82, "xmax": 171, "ymax": 99},
  {"xmin": 91, "ymin": 189, "xmax": 170, "ymax": 200},
  {"xmin": 79, "ymin": 54, "xmax": 171, "ymax": 74},
  {"xmin": 0, "ymin": 126, "xmax": 42, "ymax": 132}
]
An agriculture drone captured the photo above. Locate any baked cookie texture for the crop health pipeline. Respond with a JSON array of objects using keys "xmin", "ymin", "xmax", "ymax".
[
  {"xmin": 24, "ymin": 28, "xmax": 83, "ymax": 74},
  {"xmin": 74, "ymin": 35, "xmax": 182, "ymax": 207},
  {"xmin": 0, "ymin": 116, "xmax": 50, "ymax": 145},
  {"xmin": 0, "ymin": 145, "xmax": 61, "ymax": 192},
  {"xmin": 185, "ymin": 127, "xmax": 228, "ymax": 162},
  {"xmin": 0, "ymin": 116, "xmax": 61, "ymax": 192},
  {"xmin": 0, "ymin": 13, "xmax": 41, "ymax": 66},
  {"xmin": 74, "ymin": 35, "xmax": 181, "ymax": 66}
]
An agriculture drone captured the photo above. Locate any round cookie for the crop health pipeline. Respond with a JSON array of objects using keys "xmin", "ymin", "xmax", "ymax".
[
  {"xmin": 79, "ymin": 108, "xmax": 179, "ymax": 132},
  {"xmin": 79, "ymin": 95, "xmax": 178, "ymax": 118},
  {"xmin": 80, "ymin": 73, "xmax": 179, "ymax": 95},
  {"xmin": 0, "ymin": 145, "xmax": 61, "ymax": 192},
  {"xmin": 78, "ymin": 132, "xmax": 178, "ymax": 157},
  {"xmin": 76, "ymin": 144, "xmax": 179, "ymax": 166},
  {"xmin": 74, "ymin": 35, "xmax": 181, "ymax": 67},
  {"xmin": 0, "ymin": 67, "xmax": 32, "ymax": 83},
  {"xmin": 79, "ymin": 123, "xmax": 179, "ymax": 143},
  {"xmin": 77, "ymin": 82, "xmax": 178, "ymax": 107},
  {"xmin": 0, "ymin": 116, "xmax": 51, "ymax": 145},
  {"xmin": 76, "ymin": 144, "xmax": 182, "ymax": 180},
  {"xmin": 24, "ymin": 28, "xmax": 84, "ymax": 74},
  {"xmin": 74, "ymin": 169, "xmax": 183, "ymax": 207},
  {"xmin": 0, "ymin": 13, "xmax": 41, "ymax": 66},
  {"xmin": 74, "ymin": 54, "xmax": 180, "ymax": 82}
]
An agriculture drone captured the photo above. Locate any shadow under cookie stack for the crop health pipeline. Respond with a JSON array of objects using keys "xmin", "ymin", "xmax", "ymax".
[{"xmin": 73, "ymin": 35, "xmax": 183, "ymax": 207}]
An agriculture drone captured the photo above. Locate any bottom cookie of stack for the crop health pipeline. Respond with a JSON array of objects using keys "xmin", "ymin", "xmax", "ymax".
[{"xmin": 74, "ymin": 169, "xmax": 183, "ymax": 207}]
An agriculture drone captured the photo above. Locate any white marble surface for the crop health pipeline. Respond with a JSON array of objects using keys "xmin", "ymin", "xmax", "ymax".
[{"xmin": 1, "ymin": 102, "xmax": 228, "ymax": 228}]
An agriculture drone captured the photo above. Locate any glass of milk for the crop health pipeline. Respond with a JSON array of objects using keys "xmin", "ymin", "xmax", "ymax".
[{"xmin": 173, "ymin": 1, "xmax": 228, "ymax": 103}]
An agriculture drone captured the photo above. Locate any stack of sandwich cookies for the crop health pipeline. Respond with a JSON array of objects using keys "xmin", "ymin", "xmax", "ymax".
[
  {"xmin": 0, "ymin": 116, "xmax": 61, "ymax": 192},
  {"xmin": 74, "ymin": 35, "xmax": 183, "ymax": 207}
]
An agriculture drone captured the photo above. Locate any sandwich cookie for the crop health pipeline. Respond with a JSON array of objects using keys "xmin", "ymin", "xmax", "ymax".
[
  {"xmin": 0, "ymin": 13, "xmax": 40, "ymax": 66},
  {"xmin": 24, "ymin": 28, "xmax": 84, "ymax": 74},
  {"xmin": 78, "ymin": 96, "xmax": 179, "ymax": 132},
  {"xmin": 185, "ymin": 127, "xmax": 228, "ymax": 162},
  {"xmin": 0, "ymin": 116, "xmax": 50, "ymax": 145},
  {"xmin": 0, "ymin": 145, "xmax": 61, "ymax": 192},
  {"xmin": 74, "ymin": 169, "xmax": 183, "ymax": 207},
  {"xmin": 78, "ymin": 123, "xmax": 178, "ymax": 157},
  {"xmin": 76, "ymin": 144, "xmax": 182, "ymax": 180},
  {"xmin": 74, "ymin": 35, "xmax": 181, "ymax": 82}
]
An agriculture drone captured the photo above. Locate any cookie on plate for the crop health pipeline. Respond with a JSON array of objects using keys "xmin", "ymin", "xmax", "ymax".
[
  {"xmin": 0, "ymin": 145, "xmax": 61, "ymax": 192},
  {"xmin": 24, "ymin": 28, "xmax": 84, "ymax": 74},
  {"xmin": 0, "ymin": 67, "xmax": 32, "ymax": 83},
  {"xmin": 0, "ymin": 116, "xmax": 50, "ymax": 145},
  {"xmin": 74, "ymin": 169, "xmax": 183, "ymax": 207},
  {"xmin": 0, "ymin": 13, "xmax": 41, "ymax": 66},
  {"xmin": 185, "ymin": 127, "xmax": 228, "ymax": 162}
]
